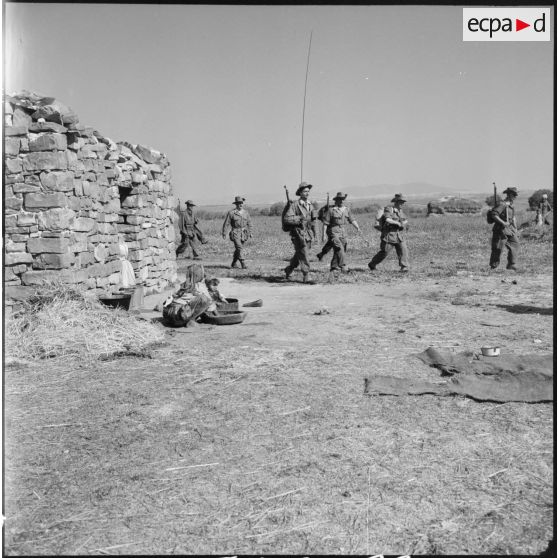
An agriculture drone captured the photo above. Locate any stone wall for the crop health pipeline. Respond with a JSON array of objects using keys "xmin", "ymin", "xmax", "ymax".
[{"xmin": 4, "ymin": 91, "xmax": 178, "ymax": 295}]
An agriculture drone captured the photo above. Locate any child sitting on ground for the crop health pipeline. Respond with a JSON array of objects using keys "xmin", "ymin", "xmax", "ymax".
[{"xmin": 204, "ymin": 276, "xmax": 228, "ymax": 304}]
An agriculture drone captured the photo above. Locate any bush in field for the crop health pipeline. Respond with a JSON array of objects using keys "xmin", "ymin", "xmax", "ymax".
[
  {"xmin": 528, "ymin": 189, "xmax": 554, "ymax": 210},
  {"xmin": 485, "ymin": 194, "xmax": 503, "ymax": 207},
  {"xmin": 268, "ymin": 202, "xmax": 284, "ymax": 216}
]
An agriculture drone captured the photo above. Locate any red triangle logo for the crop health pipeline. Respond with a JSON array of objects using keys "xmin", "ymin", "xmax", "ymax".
[{"xmin": 516, "ymin": 19, "xmax": 530, "ymax": 31}]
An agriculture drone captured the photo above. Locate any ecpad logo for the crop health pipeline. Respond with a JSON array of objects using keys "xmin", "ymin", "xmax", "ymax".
[{"xmin": 463, "ymin": 8, "xmax": 550, "ymax": 41}]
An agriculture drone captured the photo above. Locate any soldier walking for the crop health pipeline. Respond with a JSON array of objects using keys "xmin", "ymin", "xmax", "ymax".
[
  {"xmin": 535, "ymin": 193, "xmax": 552, "ymax": 226},
  {"xmin": 222, "ymin": 196, "xmax": 252, "ymax": 269},
  {"xmin": 368, "ymin": 193, "xmax": 410, "ymax": 273},
  {"xmin": 316, "ymin": 198, "xmax": 334, "ymax": 262},
  {"xmin": 320, "ymin": 192, "xmax": 360, "ymax": 273},
  {"xmin": 489, "ymin": 186, "xmax": 519, "ymax": 271},
  {"xmin": 176, "ymin": 200, "xmax": 203, "ymax": 260},
  {"xmin": 284, "ymin": 182, "xmax": 317, "ymax": 283}
]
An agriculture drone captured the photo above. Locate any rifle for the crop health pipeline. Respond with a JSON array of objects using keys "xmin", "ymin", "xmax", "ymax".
[
  {"xmin": 284, "ymin": 185, "xmax": 291, "ymax": 205},
  {"xmin": 176, "ymin": 197, "xmax": 185, "ymax": 242},
  {"xmin": 321, "ymin": 192, "xmax": 330, "ymax": 242},
  {"xmin": 493, "ymin": 182, "xmax": 497, "ymax": 208}
]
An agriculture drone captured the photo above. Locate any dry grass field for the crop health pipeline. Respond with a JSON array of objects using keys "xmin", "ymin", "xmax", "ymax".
[{"xmin": 3, "ymin": 208, "xmax": 554, "ymax": 555}]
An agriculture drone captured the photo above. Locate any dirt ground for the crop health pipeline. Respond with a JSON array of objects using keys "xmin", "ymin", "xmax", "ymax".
[{"xmin": 4, "ymin": 269, "xmax": 554, "ymax": 555}]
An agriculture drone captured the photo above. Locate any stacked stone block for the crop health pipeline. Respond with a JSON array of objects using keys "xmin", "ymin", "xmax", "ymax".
[{"xmin": 4, "ymin": 91, "xmax": 177, "ymax": 294}]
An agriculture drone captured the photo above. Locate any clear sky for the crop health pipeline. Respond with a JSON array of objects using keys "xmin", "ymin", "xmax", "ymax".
[{"xmin": 4, "ymin": 3, "xmax": 554, "ymax": 205}]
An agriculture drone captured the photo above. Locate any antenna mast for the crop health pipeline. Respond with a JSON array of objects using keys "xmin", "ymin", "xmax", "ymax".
[{"xmin": 301, "ymin": 31, "xmax": 313, "ymax": 183}]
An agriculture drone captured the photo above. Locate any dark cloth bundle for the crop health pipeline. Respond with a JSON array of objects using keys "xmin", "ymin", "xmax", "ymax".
[{"xmin": 364, "ymin": 347, "xmax": 553, "ymax": 403}]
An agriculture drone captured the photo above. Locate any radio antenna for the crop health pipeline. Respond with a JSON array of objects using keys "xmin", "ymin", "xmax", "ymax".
[{"xmin": 300, "ymin": 30, "xmax": 313, "ymax": 183}]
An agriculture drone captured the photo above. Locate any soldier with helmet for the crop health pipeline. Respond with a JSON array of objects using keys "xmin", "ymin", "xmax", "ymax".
[
  {"xmin": 284, "ymin": 182, "xmax": 318, "ymax": 283},
  {"xmin": 176, "ymin": 200, "xmax": 203, "ymax": 260},
  {"xmin": 536, "ymin": 193, "xmax": 552, "ymax": 226},
  {"xmin": 489, "ymin": 186, "xmax": 519, "ymax": 271},
  {"xmin": 368, "ymin": 193, "xmax": 410, "ymax": 273},
  {"xmin": 222, "ymin": 196, "xmax": 252, "ymax": 269},
  {"xmin": 319, "ymin": 191, "xmax": 360, "ymax": 273}
]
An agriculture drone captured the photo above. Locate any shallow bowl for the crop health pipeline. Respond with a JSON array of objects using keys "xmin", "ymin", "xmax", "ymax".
[{"xmin": 481, "ymin": 346, "xmax": 500, "ymax": 357}]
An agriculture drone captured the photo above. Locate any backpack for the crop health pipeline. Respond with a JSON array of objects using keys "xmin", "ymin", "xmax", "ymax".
[
  {"xmin": 374, "ymin": 207, "xmax": 385, "ymax": 231},
  {"xmin": 486, "ymin": 207, "xmax": 496, "ymax": 224},
  {"xmin": 281, "ymin": 201, "xmax": 301, "ymax": 232}
]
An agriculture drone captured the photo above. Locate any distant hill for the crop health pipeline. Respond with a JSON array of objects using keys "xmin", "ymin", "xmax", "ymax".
[
  {"xmin": 195, "ymin": 184, "xmax": 536, "ymax": 208},
  {"xmin": 239, "ymin": 182, "xmax": 461, "ymax": 205},
  {"xmin": 343, "ymin": 182, "xmax": 462, "ymax": 199}
]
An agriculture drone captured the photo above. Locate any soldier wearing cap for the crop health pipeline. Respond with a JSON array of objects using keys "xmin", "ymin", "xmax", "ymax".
[
  {"xmin": 284, "ymin": 182, "xmax": 318, "ymax": 282},
  {"xmin": 368, "ymin": 193, "xmax": 410, "ymax": 272},
  {"xmin": 222, "ymin": 196, "xmax": 252, "ymax": 269},
  {"xmin": 489, "ymin": 187, "xmax": 519, "ymax": 270},
  {"xmin": 536, "ymin": 193, "xmax": 552, "ymax": 226},
  {"xmin": 319, "ymin": 192, "xmax": 360, "ymax": 273},
  {"xmin": 176, "ymin": 200, "xmax": 203, "ymax": 260}
]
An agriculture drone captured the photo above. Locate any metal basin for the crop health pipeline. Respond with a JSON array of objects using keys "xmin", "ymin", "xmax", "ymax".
[{"xmin": 201, "ymin": 310, "xmax": 246, "ymax": 325}]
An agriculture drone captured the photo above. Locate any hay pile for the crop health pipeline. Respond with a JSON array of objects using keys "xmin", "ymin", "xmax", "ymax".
[
  {"xmin": 5, "ymin": 283, "xmax": 165, "ymax": 360},
  {"xmin": 428, "ymin": 197, "xmax": 482, "ymax": 215}
]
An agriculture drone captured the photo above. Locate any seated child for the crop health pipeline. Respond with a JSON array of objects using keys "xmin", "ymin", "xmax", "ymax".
[{"xmin": 205, "ymin": 276, "xmax": 227, "ymax": 304}]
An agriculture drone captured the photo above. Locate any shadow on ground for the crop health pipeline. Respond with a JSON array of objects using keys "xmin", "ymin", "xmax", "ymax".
[
  {"xmin": 233, "ymin": 274, "xmax": 308, "ymax": 284},
  {"xmin": 495, "ymin": 304, "xmax": 553, "ymax": 316}
]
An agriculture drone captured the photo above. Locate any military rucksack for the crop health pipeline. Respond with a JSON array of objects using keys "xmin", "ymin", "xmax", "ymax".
[
  {"xmin": 281, "ymin": 201, "xmax": 301, "ymax": 232},
  {"xmin": 374, "ymin": 207, "xmax": 385, "ymax": 231},
  {"xmin": 486, "ymin": 208, "xmax": 496, "ymax": 224}
]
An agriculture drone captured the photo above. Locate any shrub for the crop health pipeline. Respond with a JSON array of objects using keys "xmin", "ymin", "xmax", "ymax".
[{"xmin": 268, "ymin": 202, "xmax": 284, "ymax": 216}]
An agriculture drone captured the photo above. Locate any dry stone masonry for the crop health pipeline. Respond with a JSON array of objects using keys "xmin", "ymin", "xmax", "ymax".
[{"xmin": 4, "ymin": 91, "xmax": 178, "ymax": 295}]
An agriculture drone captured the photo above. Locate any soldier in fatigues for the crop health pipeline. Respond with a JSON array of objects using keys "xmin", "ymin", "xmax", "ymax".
[
  {"xmin": 321, "ymin": 192, "xmax": 360, "ymax": 273},
  {"xmin": 222, "ymin": 196, "xmax": 252, "ymax": 269},
  {"xmin": 368, "ymin": 193, "xmax": 410, "ymax": 272},
  {"xmin": 176, "ymin": 200, "xmax": 203, "ymax": 260},
  {"xmin": 536, "ymin": 193, "xmax": 552, "ymax": 226},
  {"xmin": 489, "ymin": 186, "xmax": 519, "ymax": 271},
  {"xmin": 284, "ymin": 182, "xmax": 317, "ymax": 283},
  {"xmin": 316, "ymin": 201, "xmax": 334, "ymax": 262}
]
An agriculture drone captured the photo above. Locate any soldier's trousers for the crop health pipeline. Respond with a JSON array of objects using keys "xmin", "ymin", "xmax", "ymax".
[
  {"xmin": 286, "ymin": 236, "xmax": 311, "ymax": 274},
  {"xmin": 317, "ymin": 238, "xmax": 334, "ymax": 258},
  {"xmin": 176, "ymin": 233, "xmax": 200, "ymax": 258},
  {"xmin": 329, "ymin": 234, "xmax": 348, "ymax": 270},
  {"xmin": 230, "ymin": 231, "xmax": 246, "ymax": 264},
  {"xmin": 369, "ymin": 240, "xmax": 409, "ymax": 269},
  {"xmin": 490, "ymin": 233, "xmax": 518, "ymax": 268}
]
